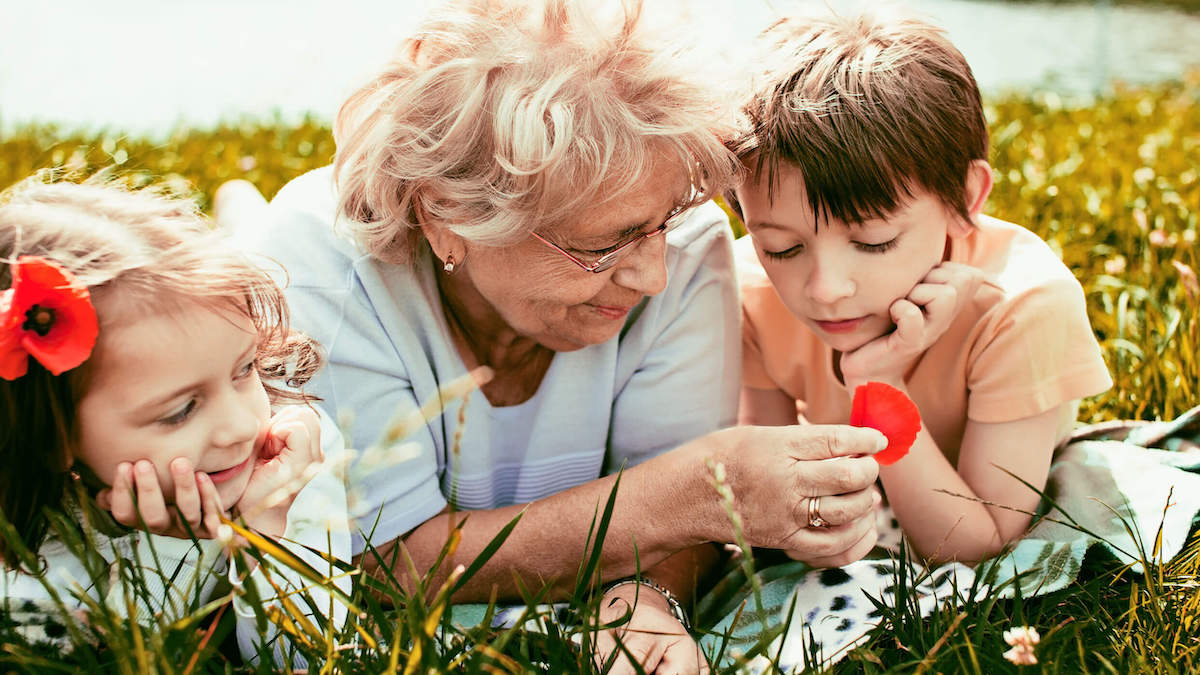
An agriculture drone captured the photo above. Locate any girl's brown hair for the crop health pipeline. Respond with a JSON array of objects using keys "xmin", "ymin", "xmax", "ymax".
[{"xmin": 0, "ymin": 176, "xmax": 321, "ymax": 568}]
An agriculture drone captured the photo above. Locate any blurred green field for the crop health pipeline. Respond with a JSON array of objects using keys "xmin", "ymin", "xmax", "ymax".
[
  {"xmin": 1, "ymin": 75, "xmax": 1199, "ymax": 673},
  {"xmin": 2, "ymin": 77, "xmax": 1198, "ymax": 424},
  {"xmin": 996, "ymin": 0, "xmax": 1200, "ymax": 11}
]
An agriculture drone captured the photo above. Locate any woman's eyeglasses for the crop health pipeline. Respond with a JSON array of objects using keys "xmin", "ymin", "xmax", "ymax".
[{"xmin": 530, "ymin": 203, "xmax": 695, "ymax": 274}]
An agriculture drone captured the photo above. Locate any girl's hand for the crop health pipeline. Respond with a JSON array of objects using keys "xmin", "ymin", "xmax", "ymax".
[
  {"xmin": 593, "ymin": 583, "xmax": 707, "ymax": 674},
  {"xmin": 97, "ymin": 458, "xmax": 226, "ymax": 539},
  {"xmin": 235, "ymin": 406, "xmax": 324, "ymax": 536},
  {"xmin": 841, "ymin": 262, "xmax": 983, "ymax": 388}
]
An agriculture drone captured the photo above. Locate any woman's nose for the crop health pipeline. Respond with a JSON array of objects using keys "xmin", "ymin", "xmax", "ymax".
[{"xmin": 610, "ymin": 233, "xmax": 668, "ymax": 297}]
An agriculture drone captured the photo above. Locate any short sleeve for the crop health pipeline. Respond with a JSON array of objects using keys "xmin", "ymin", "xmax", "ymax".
[
  {"xmin": 734, "ymin": 239, "xmax": 782, "ymax": 391},
  {"xmin": 967, "ymin": 276, "xmax": 1112, "ymax": 423},
  {"xmin": 241, "ymin": 170, "xmax": 449, "ymax": 554},
  {"xmin": 606, "ymin": 203, "xmax": 741, "ymax": 469}
]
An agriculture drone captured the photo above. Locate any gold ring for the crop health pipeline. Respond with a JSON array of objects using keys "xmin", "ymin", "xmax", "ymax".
[{"xmin": 808, "ymin": 496, "xmax": 828, "ymax": 528}]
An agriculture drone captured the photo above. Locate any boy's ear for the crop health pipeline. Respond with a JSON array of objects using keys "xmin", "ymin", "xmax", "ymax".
[
  {"xmin": 721, "ymin": 190, "xmax": 744, "ymax": 221},
  {"xmin": 951, "ymin": 159, "xmax": 994, "ymax": 238}
]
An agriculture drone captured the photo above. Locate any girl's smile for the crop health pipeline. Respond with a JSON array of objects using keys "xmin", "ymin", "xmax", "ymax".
[
  {"xmin": 74, "ymin": 299, "xmax": 271, "ymax": 509},
  {"xmin": 205, "ymin": 453, "xmax": 255, "ymax": 484}
]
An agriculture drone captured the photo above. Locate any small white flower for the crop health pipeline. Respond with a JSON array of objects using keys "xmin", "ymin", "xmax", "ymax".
[
  {"xmin": 1002, "ymin": 626, "xmax": 1040, "ymax": 666},
  {"xmin": 217, "ymin": 524, "xmax": 235, "ymax": 546}
]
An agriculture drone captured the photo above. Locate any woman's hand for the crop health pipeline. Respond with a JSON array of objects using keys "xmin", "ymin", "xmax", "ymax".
[
  {"xmin": 710, "ymin": 424, "xmax": 885, "ymax": 568},
  {"xmin": 235, "ymin": 405, "xmax": 325, "ymax": 536},
  {"xmin": 840, "ymin": 262, "xmax": 983, "ymax": 388},
  {"xmin": 592, "ymin": 582, "xmax": 706, "ymax": 674},
  {"xmin": 97, "ymin": 458, "xmax": 227, "ymax": 539}
]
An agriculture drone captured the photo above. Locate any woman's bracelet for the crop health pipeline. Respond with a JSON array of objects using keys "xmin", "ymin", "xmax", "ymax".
[{"xmin": 602, "ymin": 576, "xmax": 690, "ymax": 630}]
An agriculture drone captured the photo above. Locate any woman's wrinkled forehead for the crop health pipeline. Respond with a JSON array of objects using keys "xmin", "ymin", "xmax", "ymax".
[{"xmin": 534, "ymin": 153, "xmax": 695, "ymax": 241}]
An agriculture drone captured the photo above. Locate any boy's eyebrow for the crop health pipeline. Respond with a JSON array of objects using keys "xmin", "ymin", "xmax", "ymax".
[{"xmin": 745, "ymin": 220, "xmax": 791, "ymax": 232}]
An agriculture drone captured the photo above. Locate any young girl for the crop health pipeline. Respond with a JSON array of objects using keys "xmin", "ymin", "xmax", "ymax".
[
  {"xmin": 0, "ymin": 177, "xmax": 350, "ymax": 662},
  {"xmin": 730, "ymin": 9, "xmax": 1113, "ymax": 564}
]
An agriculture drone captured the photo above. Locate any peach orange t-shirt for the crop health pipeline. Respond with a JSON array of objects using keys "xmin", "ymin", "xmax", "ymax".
[{"xmin": 738, "ymin": 215, "xmax": 1113, "ymax": 463}]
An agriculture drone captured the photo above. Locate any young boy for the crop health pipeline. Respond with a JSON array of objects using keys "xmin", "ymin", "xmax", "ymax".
[{"xmin": 730, "ymin": 8, "xmax": 1112, "ymax": 563}]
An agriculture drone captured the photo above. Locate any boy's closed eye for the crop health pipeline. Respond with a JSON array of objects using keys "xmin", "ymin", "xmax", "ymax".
[{"xmin": 761, "ymin": 235, "xmax": 902, "ymax": 261}]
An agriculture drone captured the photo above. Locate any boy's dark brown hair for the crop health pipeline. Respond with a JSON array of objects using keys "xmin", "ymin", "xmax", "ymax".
[{"xmin": 730, "ymin": 7, "xmax": 988, "ymax": 225}]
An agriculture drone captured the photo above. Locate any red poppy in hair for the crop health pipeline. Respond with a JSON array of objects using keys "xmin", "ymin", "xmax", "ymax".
[
  {"xmin": 1, "ymin": 256, "xmax": 99, "ymax": 379},
  {"xmin": 850, "ymin": 381, "xmax": 921, "ymax": 466}
]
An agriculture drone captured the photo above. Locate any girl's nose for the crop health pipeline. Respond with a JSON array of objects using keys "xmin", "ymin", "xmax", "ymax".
[{"xmin": 211, "ymin": 391, "xmax": 261, "ymax": 448}]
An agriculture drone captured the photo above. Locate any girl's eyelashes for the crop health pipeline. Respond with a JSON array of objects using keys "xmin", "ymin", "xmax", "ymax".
[
  {"xmin": 235, "ymin": 359, "xmax": 256, "ymax": 380},
  {"xmin": 159, "ymin": 399, "xmax": 197, "ymax": 426}
]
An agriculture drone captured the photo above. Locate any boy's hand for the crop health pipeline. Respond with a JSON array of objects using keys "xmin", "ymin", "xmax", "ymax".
[
  {"xmin": 97, "ymin": 458, "xmax": 227, "ymax": 539},
  {"xmin": 841, "ymin": 262, "xmax": 983, "ymax": 388},
  {"xmin": 235, "ymin": 406, "xmax": 324, "ymax": 536}
]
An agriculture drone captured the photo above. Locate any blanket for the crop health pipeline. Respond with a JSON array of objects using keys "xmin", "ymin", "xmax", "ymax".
[{"xmin": 697, "ymin": 406, "xmax": 1200, "ymax": 672}]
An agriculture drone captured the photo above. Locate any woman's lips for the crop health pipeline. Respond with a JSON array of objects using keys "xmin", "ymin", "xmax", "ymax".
[
  {"xmin": 814, "ymin": 316, "xmax": 867, "ymax": 334},
  {"xmin": 590, "ymin": 304, "xmax": 632, "ymax": 320},
  {"xmin": 207, "ymin": 455, "xmax": 252, "ymax": 484}
]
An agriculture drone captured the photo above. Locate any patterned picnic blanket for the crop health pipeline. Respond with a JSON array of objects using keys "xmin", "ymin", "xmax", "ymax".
[{"xmin": 697, "ymin": 406, "xmax": 1200, "ymax": 672}]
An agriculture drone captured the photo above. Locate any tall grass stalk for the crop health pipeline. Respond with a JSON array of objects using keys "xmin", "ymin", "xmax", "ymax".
[{"xmin": 2, "ymin": 77, "xmax": 1199, "ymax": 671}]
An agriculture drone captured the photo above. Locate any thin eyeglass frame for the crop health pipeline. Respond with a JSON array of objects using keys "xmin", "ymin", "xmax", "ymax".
[{"xmin": 529, "ymin": 192, "xmax": 699, "ymax": 273}]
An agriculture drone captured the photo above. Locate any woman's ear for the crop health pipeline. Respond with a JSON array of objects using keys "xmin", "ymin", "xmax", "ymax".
[
  {"xmin": 950, "ymin": 159, "xmax": 994, "ymax": 238},
  {"xmin": 414, "ymin": 193, "xmax": 466, "ymax": 266}
]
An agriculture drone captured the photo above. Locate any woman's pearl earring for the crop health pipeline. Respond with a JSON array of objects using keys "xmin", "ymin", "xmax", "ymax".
[{"xmin": 443, "ymin": 254, "xmax": 456, "ymax": 274}]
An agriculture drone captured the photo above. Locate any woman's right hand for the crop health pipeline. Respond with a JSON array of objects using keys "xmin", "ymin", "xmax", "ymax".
[{"xmin": 707, "ymin": 424, "xmax": 885, "ymax": 568}]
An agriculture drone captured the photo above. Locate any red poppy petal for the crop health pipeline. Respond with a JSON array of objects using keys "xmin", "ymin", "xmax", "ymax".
[
  {"xmin": 9, "ymin": 256, "xmax": 98, "ymax": 376},
  {"xmin": 849, "ymin": 382, "xmax": 921, "ymax": 466},
  {"xmin": 0, "ymin": 334, "xmax": 29, "ymax": 380},
  {"xmin": 0, "ymin": 289, "xmax": 29, "ymax": 380}
]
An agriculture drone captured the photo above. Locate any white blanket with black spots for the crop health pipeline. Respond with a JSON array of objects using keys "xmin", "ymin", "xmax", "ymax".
[{"xmin": 699, "ymin": 406, "xmax": 1200, "ymax": 672}]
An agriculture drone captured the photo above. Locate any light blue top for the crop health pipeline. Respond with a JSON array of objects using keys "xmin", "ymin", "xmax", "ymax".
[{"xmin": 242, "ymin": 167, "xmax": 740, "ymax": 554}]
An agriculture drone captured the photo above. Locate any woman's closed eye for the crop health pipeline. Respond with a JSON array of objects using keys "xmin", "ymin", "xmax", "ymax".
[{"xmin": 578, "ymin": 241, "xmax": 624, "ymax": 257}]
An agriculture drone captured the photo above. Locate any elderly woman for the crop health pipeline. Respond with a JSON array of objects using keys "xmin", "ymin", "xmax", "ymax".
[{"xmin": 230, "ymin": 0, "xmax": 883, "ymax": 670}]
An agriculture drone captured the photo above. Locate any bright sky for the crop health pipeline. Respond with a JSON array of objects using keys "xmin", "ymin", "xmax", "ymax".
[{"xmin": 2, "ymin": 0, "xmax": 1198, "ymax": 134}]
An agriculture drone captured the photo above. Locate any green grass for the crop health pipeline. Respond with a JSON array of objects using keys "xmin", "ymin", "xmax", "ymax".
[
  {"xmin": 2, "ymin": 75, "xmax": 1199, "ymax": 672},
  {"xmin": 988, "ymin": 0, "xmax": 1200, "ymax": 13}
]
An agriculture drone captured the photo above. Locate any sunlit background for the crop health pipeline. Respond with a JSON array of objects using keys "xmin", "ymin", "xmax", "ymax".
[{"xmin": 3, "ymin": 0, "xmax": 1199, "ymax": 134}]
